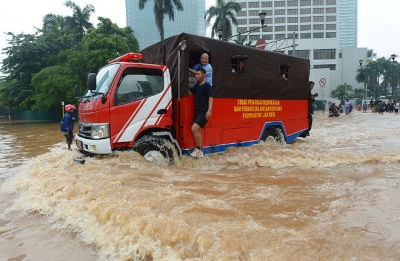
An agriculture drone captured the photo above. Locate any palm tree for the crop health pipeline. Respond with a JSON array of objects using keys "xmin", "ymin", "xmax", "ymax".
[
  {"xmin": 64, "ymin": 0, "xmax": 95, "ymax": 42},
  {"xmin": 138, "ymin": 0, "xmax": 183, "ymax": 41},
  {"xmin": 205, "ymin": 0, "xmax": 241, "ymax": 40},
  {"xmin": 331, "ymin": 83, "xmax": 352, "ymax": 101},
  {"xmin": 356, "ymin": 65, "xmax": 374, "ymax": 98}
]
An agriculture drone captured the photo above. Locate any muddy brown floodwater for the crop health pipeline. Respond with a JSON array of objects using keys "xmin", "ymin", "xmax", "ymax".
[{"xmin": 1, "ymin": 111, "xmax": 400, "ymax": 261}]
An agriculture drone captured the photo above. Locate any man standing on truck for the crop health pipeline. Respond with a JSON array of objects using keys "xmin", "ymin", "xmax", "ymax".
[
  {"xmin": 189, "ymin": 53, "xmax": 213, "ymax": 85},
  {"xmin": 301, "ymin": 81, "xmax": 316, "ymax": 137},
  {"xmin": 189, "ymin": 68, "xmax": 213, "ymax": 158}
]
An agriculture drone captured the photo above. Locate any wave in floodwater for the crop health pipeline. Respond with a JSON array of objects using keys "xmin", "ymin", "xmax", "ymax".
[{"xmin": 1, "ymin": 112, "xmax": 400, "ymax": 260}]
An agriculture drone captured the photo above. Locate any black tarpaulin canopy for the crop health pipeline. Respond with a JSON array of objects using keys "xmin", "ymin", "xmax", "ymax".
[{"xmin": 140, "ymin": 33, "xmax": 310, "ymax": 100}]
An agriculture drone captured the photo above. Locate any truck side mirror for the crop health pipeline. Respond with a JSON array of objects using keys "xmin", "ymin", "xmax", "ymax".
[{"xmin": 87, "ymin": 73, "xmax": 96, "ymax": 90}]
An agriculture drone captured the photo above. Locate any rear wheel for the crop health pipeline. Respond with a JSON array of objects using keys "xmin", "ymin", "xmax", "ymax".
[
  {"xmin": 262, "ymin": 127, "xmax": 285, "ymax": 144},
  {"xmin": 132, "ymin": 136, "xmax": 176, "ymax": 165}
]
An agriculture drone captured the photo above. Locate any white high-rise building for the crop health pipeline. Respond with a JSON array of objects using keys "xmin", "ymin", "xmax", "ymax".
[
  {"xmin": 126, "ymin": 0, "xmax": 206, "ymax": 50},
  {"xmin": 234, "ymin": 0, "xmax": 367, "ymax": 99}
]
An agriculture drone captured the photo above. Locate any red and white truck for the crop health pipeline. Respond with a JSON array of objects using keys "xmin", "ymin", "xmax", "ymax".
[{"xmin": 75, "ymin": 33, "xmax": 311, "ymax": 164}]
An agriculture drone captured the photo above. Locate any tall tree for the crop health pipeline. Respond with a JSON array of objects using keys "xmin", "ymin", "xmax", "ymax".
[
  {"xmin": 205, "ymin": 0, "xmax": 241, "ymax": 40},
  {"xmin": 64, "ymin": 0, "xmax": 95, "ymax": 42},
  {"xmin": 138, "ymin": 0, "xmax": 183, "ymax": 41},
  {"xmin": 331, "ymin": 83, "xmax": 353, "ymax": 101},
  {"xmin": 31, "ymin": 17, "xmax": 140, "ymax": 110}
]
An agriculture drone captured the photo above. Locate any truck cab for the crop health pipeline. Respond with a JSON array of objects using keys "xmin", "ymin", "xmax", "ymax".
[{"xmin": 76, "ymin": 53, "xmax": 179, "ymax": 164}]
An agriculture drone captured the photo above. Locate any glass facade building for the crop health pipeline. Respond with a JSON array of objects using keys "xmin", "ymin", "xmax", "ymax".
[
  {"xmin": 126, "ymin": 0, "xmax": 206, "ymax": 50},
  {"xmin": 338, "ymin": 0, "xmax": 357, "ymax": 48}
]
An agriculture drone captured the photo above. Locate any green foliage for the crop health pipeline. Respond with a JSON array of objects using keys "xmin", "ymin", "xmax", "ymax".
[
  {"xmin": 331, "ymin": 83, "xmax": 353, "ymax": 101},
  {"xmin": 0, "ymin": 1, "xmax": 140, "ymax": 111},
  {"xmin": 32, "ymin": 65, "xmax": 78, "ymax": 110},
  {"xmin": 355, "ymin": 56, "xmax": 400, "ymax": 99},
  {"xmin": 205, "ymin": 0, "xmax": 241, "ymax": 40},
  {"xmin": 353, "ymin": 88, "xmax": 365, "ymax": 100},
  {"xmin": 138, "ymin": 0, "xmax": 183, "ymax": 41}
]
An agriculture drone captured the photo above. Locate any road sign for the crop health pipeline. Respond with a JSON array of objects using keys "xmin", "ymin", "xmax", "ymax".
[
  {"xmin": 319, "ymin": 78, "xmax": 326, "ymax": 87},
  {"xmin": 256, "ymin": 39, "xmax": 266, "ymax": 50}
]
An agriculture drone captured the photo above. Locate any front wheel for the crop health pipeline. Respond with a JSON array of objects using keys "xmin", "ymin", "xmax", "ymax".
[
  {"xmin": 132, "ymin": 136, "xmax": 176, "ymax": 165},
  {"xmin": 262, "ymin": 127, "xmax": 285, "ymax": 144}
]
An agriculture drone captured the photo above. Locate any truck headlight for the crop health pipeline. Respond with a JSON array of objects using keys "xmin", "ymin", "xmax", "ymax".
[{"xmin": 91, "ymin": 124, "xmax": 109, "ymax": 139}]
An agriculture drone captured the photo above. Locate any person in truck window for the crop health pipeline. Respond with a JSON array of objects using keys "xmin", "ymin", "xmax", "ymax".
[
  {"xmin": 189, "ymin": 68, "xmax": 213, "ymax": 158},
  {"xmin": 189, "ymin": 53, "xmax": 213, "ymax": 85}
]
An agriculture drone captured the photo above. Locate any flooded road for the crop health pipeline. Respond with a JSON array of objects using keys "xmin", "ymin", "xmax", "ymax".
[{"xmin": 1, "ymin": 112, "xmax": 400, "ymax": 261}]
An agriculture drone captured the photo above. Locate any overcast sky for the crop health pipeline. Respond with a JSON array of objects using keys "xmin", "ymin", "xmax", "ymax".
[{"xmin": 0, "ymin": 0, "xmax": 399, "ymax": 66}]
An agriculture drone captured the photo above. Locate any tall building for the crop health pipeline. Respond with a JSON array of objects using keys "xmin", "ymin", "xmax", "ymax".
[
  {"xmin": 126, "ymin": 0, "xmax": 206, "ymax": 50},
  {"xmin": 338, "ymin": 0, "xmax": 357, "ymax": 48},
  {"xmin": 234, "ymin": 0, "xmax": 364, "ymax": 98}
]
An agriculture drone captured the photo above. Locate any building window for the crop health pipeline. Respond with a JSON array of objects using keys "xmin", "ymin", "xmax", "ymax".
[
  {"xmin": 326, "ymin": 7, "xmax": 336, "ymax": 13},
  {"xmin": 314, "ymin": 49, "xmax": 336, "ymax": 60},
  {"xmin": 300, "ymin": 8, "xmax": 311, "ymax": 14},
  {"xmin": 288, "ymin": 9, "xmax": 299, "ymax": 15},
  {"xmin": 326, "ymin": 16, "xmax": 337, "ymax": 22},
  {"xmin": 300, "ymin": 17, "xmax": 311, "ymax": 23},
  {"xmin": 237, "ymin": 11, "xmax": 247, "ymax": 17},
  {"xmin": 313, "ymin": 32, "xmax": 324, "ymax": 38},
  {"xmin": 313, "ymin": 0, "xmax": 324, "ymax": 5},
  {"xmin": 275, "ymin": 34, "xmax": 286, "ymax": 40},
  {"xmin": 300, "ymin": 0, "xmax": 311, "ymax": 6},
  {"xmin": 301, "ymin": 25, "xmax": 311, "ymax": 31},
  {"xmin": 300, "ymin": 33, "xmax": 312, "ymax": 39},
  {"xmin": 313, "ymin": 24, "xmax": 324, "ymax": 30},
  {"xmin": 237, "ymin": 19, "xmax": 247, "ymax": 25},
  {"xmin": 275, "ymin": 17, "xmax": 286, "ymax": 24},
  {"xmin": 288, "ymin": 17, "xmax": 299, "ymax": 23},
  {"xmin": 262, "ymin": 34, "xmax": 273, "ymax": 40},
  {"xmin": 326, "ymin": 24, "xmax": 336, "ymax": 30},
  {"xmin": 249, "ymin": 35, "xmax": 260, "ymax": 41},
  {"xmin": 313, "ymin": 8, "xmax": 324, "ymax": 14},
  {"xmin": 326, "ymin": 32, "xmax": 336, "ymax": 38},
  {"xmin": 237, "ymin": 27, "xmax": 247, "ymax": 33},
  {"xmin": 326, "ymin": 0, "xmax": 336, "ymax": 5},
  {"xmin": 313, "ymin": 16, "xmax": 324, "ymax": 22},
  {"xmin": 249, "ymin": 26, "xmax": 262, "ymax": 31},
  {"xmin": 288, "ymin": 50, "xmax": 310, "ymax": 59},
  {"xmin": 248, "ymin": 2, "xmax": 260, "ymax": 8},
  {"xmin": 239, "ymin": 2, "xmax": 247, "ymax": 8},
  {"xmin": 262, "ymin": 1, "xmax": 273, "ymax": 7},
  {"xmin": 287, "ymin": 0, "xmax": 299, "ymax": 6},
  {"xmin": 288, "ymin": 25, "xmax": 299, "ymax": 31},
  {"xmin": 263, "ymin": 10, "xmax": 273, "ymax": 16},
  {"xmin": 274, "ymin": 1, "xmax": 285, "ymax": 7},
  {"xmin": 249, "ymin": 18, "xmax": 261, "ymax": 24},
  {"xmin": 262, "ymin": 26, "xmax": 273, "ymax": 32},
  {"xmin": 275, "ymin": 26, "xmax": 286, "ymax": 32},
  {"xmin": 275, "ymin": 9, "xmax": 286, "ymax": 15},
  {"xmin": 249, "ymin": 10, "xmax": 259, "ymax": 16},
  {"xmin": 314, "ymin": 64, "xmax": 336, "ymax": 70}
]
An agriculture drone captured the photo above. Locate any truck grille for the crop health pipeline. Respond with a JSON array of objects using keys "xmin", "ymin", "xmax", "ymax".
[{"xmin": 78, "ymin": 122, "xmax": 92, "ymax": 139}]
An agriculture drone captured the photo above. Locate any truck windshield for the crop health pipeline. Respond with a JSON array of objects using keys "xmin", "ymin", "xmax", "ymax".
[{"xmin": 85, "ymin": 63, "xmax": 120, "ymax": 97}]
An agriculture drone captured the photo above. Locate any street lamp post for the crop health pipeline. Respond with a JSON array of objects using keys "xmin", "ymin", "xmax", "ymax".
[
  {"xmin": 218, "ymin": 12, "xmax": 267, "ymax": 43},
  {"xmin": 358, "ymin": 59, "xmax": 368, "ymax": 99},
  {"xmin": 391, "ymin": 54, "xmax": 397, "ymax": 97}
]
